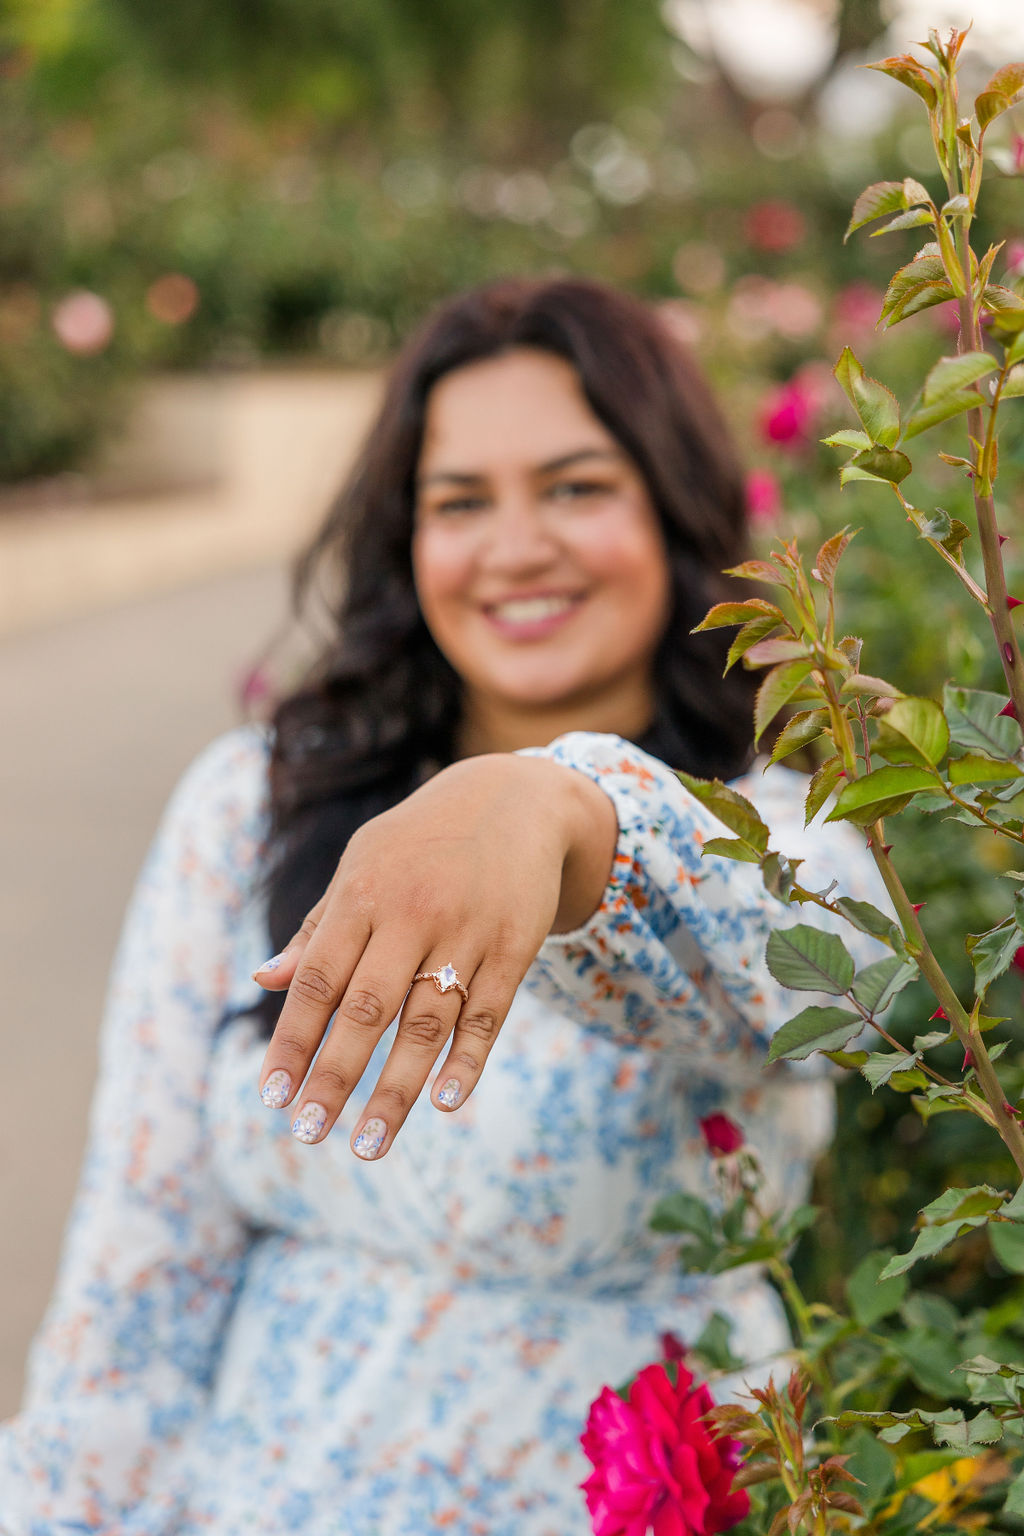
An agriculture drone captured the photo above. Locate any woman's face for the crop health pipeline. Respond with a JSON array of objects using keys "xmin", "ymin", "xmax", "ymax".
[{"xmin": 412, "ymin": 347, "xmax": 672, "ymax": 744}]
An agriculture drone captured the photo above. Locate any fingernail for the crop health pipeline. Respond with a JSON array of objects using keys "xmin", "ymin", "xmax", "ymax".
[
  {"xmin": 291, "ymin": 1102, "xmax": 327, "ymax": 1143},
  {"xmin": 436, "ymin": 1078, "xmax": 462, "ymax": 1109},
  {"xmin": 260, "ymin": 1069, "xmax": 291, "ymax": 1108},
  {"xmin": 352, "ymin": 1117, "xmax": 387, "ymax": 1160},
  {"xmin": 253, "ymin": 952, "xmax": 285, "ymax": 976}
]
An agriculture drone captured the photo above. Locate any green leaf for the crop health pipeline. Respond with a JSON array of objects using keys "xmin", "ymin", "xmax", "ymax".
[
  {"xmin": 866, "ymin": 58, "xmax": 938, "ymax": 111},
  {"xmin": 822, "ymin": 428, "xmax": 873, "ymax": 451},
  {"xmin": 852, "ymin": 957, "xmax": 918, "ymax": 1013},
  {"xmin": 742, "ymin": 637, "xmax": 812, "ymax": 667},
  {"xmin": 725, "ymin": 614, "xmax": 782, "ymax": 673},
  {"xmin": 872, "ymin": 697, "xmax": 949, "ymax": 767},
  {"xmin": 701, "ymin": 836, "xmax": 761, "ymax": 863},
  {"xmin": 804, "ymin": 755, "xmax": 846, "ymax": 826},
  {"xmin": 983, "ymin": 283, "xmax": 1024, "ymax": 321},
  {"xmin": 724, "ymin": 558, "xmax": 788, "ymax": 585},
  {"xmin": 861, "ymin": 1050, "xmax": 923, "ymax": 1092},
  {"xmin": 879, "ymin": 1187, "xmax": 1004, "ymax": 1279},
  {"xmin": 834, "ymin": 347, "xmax": 901, "ymax": 447},
  {"xmin": 1004, "ymin": 1467, "xmax": 1024, "ymax": 1518},
  {"xmin": 880, "ymin": 255, "xmax": 946, "ymax": 323},
  {"xmin": 840, "ymin": 672, "xmax": 902, "ymax": 698},
  {"xmin": 834, "ymin": 897, "xmax": 902, "ymax": 944},
  {"xmin": 942, "ymin": 685, "xmax": 1023, "ymax": 759},
  {"xmin": 649, "ymin": 1190, "xmax": 716, "ymax": 1238},
  {"xmin": 990, "ymin": 1222, "xmax": 1024, "ymax": 1274},
  {"xmin": 1002, "ymin": 363, "xmax": 1024, "ymax": 399},
  {"xmin": 676, "ymin": 772, "xmax": 771, "ymax": 854},
  {"xmin": 913, "ymin": 1029, "xmax": 950, "ymax": 1051},
  {"xmin": 948, "ymin": 752, "xmax": 1022, "ymax": 784},
  {"xmin": 844, "ymin": 179, "xmax": 913, "ymax": 241},
  {"xmin": 903, "ymin": 389, "xmax": 983, "ymax": 440},
  {"xmin": 766, "ymin": 924, "xmax": 856, "ymax": 994},
  {"xmin": 766, "ymin": 1005, "xmax": 863, "ymax": 1063},
  {"xmin": 967, "ymin": 917, "xmax": 1023, "ymax": 996},
  {"xmin": 846, "ymin": 1249, "xmax": 909, "ymax": 1326},
  {"xmin": 888, "ymin": 280, "xmax": 955, "ymax": 327},
  {"xmin": 692, "ymin": 600, "xmax": 785, "ymax": 632},
  {"xmin": 923, "ymin": 350, "xmax": 997, "ymax": 402},
  {"xmin": 976, "ymin": 61, "xmax": 1024, "ymax": 131},
  {"xmin": 1000, "ymin": 1182, "xmax": 1024, "ymax": 1221},
  {"xmin": 851, "ymin": 446, "xmax": 912, "ymax": 483},
  {"xmin": 692, "ymin": 1312, "xmax": 742, "ymax": 1371},
  {"xmin": 871, "ymin": 207, "xmax": 935, "ymax": 236},
  {"xmin": 840, "ymin": 463, "xmax": 889, "ymax": 488},
  {"xmin": 753, "ymin": 658, "xmax": 814, "ymax": 747},
  {"xmin": 769, "ymin": 709, "xmax": 829, "ymax": 765},
  {"xmin": 825, "ymin": 765, "xmax": 937, "ymax": 826}
]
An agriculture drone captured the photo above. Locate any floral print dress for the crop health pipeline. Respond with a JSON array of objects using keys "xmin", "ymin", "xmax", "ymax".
[{"xmin": 0, "ymin": 728, "xmax": 886, "ymax": 1536}]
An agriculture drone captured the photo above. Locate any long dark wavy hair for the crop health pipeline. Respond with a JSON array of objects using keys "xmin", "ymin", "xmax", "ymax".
[{"xmin": 251, "ymin": 276, "xmax": 759, "ymax": 1034}]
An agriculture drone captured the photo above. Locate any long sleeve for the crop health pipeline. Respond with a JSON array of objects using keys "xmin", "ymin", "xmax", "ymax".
[
  {"xmin": 0, "ymin": 727, "xmax": 271, "ymax": 1536},
  {"xmin": 521, "ymin": 732, "xmax": 888, "ymax": 1075}
]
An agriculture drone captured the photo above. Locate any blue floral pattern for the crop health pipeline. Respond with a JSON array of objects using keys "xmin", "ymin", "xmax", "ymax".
[{"xmin": 0, "ymin": 728, "xmax": 887, "ymax": 1535}]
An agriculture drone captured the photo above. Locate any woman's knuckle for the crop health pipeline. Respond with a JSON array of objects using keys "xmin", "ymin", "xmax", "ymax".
[
  {"xmin": 340, "ymin": 987, "xmax": 388, "ymax": 1030},
  {"xmin": 375, "ymin": 1082, "xmax": 411, "ymax": 1115},
  {"xmin": 272, "ymin": 1027, "xmax": 314, "ymax": 1058},
  {"xmin": 291, "ymin": 965, "xmax": 337, "ymax": 1006},
  {"xmin": 449, "ymin": 1048, "xmax": 482, "ymax": 1075},
  {"xmin": 311, "ymin": 1062, "xmax": 351, "ymax": 1099},
  {"xmin": 401, "ymin": 1012, "xmax": 447, "ymax": 1049},
  {"xmin": 460, "ymin": 1007, "xmax": 500, "ymax": 1043}
]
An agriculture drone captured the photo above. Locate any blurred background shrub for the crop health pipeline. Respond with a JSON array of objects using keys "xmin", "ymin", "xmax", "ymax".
[{"xmin": 6, "ymin": 0, "xmax": 1024, "ymax": 1333}]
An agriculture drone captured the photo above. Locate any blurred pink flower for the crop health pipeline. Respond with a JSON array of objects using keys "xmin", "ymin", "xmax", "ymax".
[
  {"xmin": 51, "ymin": 290, "xmax": 114, "ymax": 355},
  {"xmin": 758, "ymin": 377, "xmax": 818, "ymax": 449},
  {"xmin": 146, "ymin": 273, "xmax": 200, "ymax": 325},
  {"xmin": 833, "ymin": 281, "xmax": 883, "ymax": 334},
  {"xmin": 745, "ymin": 469, "xmax": 782, "ymax": 527},
  {"xmin": 1006, "ymin": 240, "xmax": 1024, "ymax": 279},
  {"xmin": 237, "ymin": 663, "xmax": 273, "ymax": 712},
  {"xmin": 744, "ymin": 199, "xmax": 806, "ymax": 253},
  {"xmin": 581, "ymin": 1362, "xmax": 749, "ymax": 1536}
]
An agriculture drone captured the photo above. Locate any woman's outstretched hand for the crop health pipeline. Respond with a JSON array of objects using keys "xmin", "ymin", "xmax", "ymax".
[{"xmin": 254, "ymin": 754, "xmax": 618, "ymax": 1157}]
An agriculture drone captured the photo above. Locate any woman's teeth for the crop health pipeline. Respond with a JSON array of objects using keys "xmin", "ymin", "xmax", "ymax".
[{"xmin": 490, "ymin": 596, "xmax": 577, "ymax": 623}]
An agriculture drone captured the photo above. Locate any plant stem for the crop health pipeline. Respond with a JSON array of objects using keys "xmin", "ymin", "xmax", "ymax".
[{"xmin": 867, "ymin": 830, "xmax": 1024, "ymax": 1175}]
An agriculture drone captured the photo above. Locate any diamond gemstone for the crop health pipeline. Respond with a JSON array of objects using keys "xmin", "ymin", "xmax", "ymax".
[{"xmin": 438, "ymin": 964, "xmax": 458, "ymax": 991}]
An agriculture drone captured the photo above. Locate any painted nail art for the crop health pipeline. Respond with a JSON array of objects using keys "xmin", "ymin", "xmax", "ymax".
[
  {"xmin": 352, "ymin": 1117, "xmax": 387, "ymax": 1160},
  {"xmin": 291, "ymin": 1102, "xmax": 327, "ymax": 1143},
  {"xmin": 260, "ymin": 1069, "xmax": 292, "ymax": 1108},
  {"xmin": 254, "ymin": 952, "xmax": 285, "ymax": 975},
  {"xmin": 437, "ymin": 1078, "xmax": 462, "ymax": 1109}
]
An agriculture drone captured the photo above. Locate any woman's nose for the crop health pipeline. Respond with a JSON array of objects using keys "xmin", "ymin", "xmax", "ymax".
[{"xmin": 478, "ymin": 492, "xmax": 560, "ymax": 572}]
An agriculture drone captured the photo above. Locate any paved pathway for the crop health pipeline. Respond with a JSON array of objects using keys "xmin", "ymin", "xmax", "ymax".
[{"xmin": 0, "ymin": 564, "xmax": 290, "ymax": 1416}]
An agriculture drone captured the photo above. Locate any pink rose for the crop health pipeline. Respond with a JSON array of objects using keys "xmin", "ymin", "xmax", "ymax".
[
  {"xmin": 699, "ymin": 1113, "xmax": 745, "ymax": 1156},
  {"xmin": 744, "ymin": 469, "xmax": 781, "ymax": 528},
  {"xmin": 744, "ymin": 199, "xmax": 805, "ymax": 253},
  {"xmin": 757, "ymin": 378, "xmax": 816, "ymax": 449},
  {"xmin": 581, "ymin": 1361, "xmax": 749, "ymax": 1536}
]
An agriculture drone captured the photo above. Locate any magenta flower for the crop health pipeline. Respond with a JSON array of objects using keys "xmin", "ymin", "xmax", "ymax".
[
  {"xmin": 744, "ymin": 199, "xmax": 806, "ymax": 253},
  {"xmin": 581, "ymin": 1361, "xmax": 749, "ymax": 1536},
  {"xmin": 757, "ymin": 379, "xmax": 816, "ymax": 450},
  {"xmin": 744, "ymin": 469, "xmax": 781, "ymax": 528},
  {"xmin": 699, "ymin": 1113, "xmax": 745, "ymax": 1156}
]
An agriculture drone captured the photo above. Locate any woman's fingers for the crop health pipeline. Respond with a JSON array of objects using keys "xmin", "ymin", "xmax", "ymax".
[
  {"xmin": 347, "ymin": 959, "xmax": 521, "ymax": 1159},
  {"xmin": 252, "ymin": 892, "xmax": 329, "ymax": 990},
  {"xmin": 264, "ymin": 932, "xmax": 423, "ymax": 1136}
]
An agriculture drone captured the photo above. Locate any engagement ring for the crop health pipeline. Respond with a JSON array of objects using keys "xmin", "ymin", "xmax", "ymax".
[{"xmin": 412, "ymin": 963, "xmax": 469, "ymax": 1003}]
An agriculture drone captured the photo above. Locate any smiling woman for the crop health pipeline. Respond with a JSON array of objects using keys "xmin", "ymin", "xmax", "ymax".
[{"xmin": 0, "ymin": 277, "xmax": 888, "ymax": 1536}]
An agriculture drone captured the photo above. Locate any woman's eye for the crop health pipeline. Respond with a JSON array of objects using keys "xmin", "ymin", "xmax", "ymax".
[
  {"xmin": 547, "ymin": 480, "xmax": 608, "ymax": 502},
  {"xmin": 433, "ymin": 495, "xmax": 488, "ymax": 514}
]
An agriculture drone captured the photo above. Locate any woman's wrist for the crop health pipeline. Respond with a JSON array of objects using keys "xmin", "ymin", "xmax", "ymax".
[{"xmin": 543, "ymin": 761, "xmax": 619, "ymax": 934}]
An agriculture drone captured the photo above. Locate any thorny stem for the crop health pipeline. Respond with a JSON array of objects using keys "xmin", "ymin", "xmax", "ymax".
[
  {"xmin": 941, "ymin": 782, "xmax": 1024, "ymax": 844},
  {"xmin": 866, "ymin": 828, "xmax": 1024, "ymax": 1176}
]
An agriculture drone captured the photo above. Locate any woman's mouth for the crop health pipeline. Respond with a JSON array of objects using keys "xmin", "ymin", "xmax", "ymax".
[{"xmin": 482, "ymin": 592, "xmax": 586, "ymax": 639}]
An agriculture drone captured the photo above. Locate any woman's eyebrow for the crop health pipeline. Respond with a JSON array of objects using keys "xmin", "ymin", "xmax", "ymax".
[{"xmin": 417, "ymin": 447, "xmax": 623, "ymax": 489}]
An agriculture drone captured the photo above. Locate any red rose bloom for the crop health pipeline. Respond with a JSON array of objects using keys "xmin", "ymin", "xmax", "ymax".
[
  {"xmin": 699, "ymin": 1113, "xmax": 744, "ymax": 1156},
  {"xmin": 581, "ymin": 1361, "xmax": 749, "ymax": 1536}
]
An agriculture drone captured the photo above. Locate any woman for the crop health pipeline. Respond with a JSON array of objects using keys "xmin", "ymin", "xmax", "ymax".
[{"xmin": 1, "ymin": 278, "xmax": 882, "ymax": 1535}]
